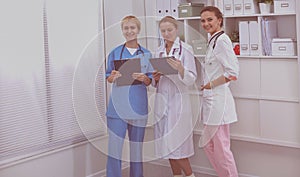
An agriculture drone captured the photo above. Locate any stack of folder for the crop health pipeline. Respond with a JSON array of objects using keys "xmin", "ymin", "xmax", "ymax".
[{"xmin": 261, "ymin": 18, "xmax": 278, "ymax": 56}]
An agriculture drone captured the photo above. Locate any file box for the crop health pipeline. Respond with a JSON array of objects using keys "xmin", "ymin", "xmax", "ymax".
[
  {"xmin": 178, "ymin": 3, "xmax": 204, "ymax": 18},
  {"xmin": 192, "ymin": 40, "xmax": 207, "ymax": 55},
  {"xmin": 243, "ymin": 0, "xmax": 259, "ymax": 14},
  {"xmin": 233, "ymin": 0, "xmax": 243, "ymax": 15},
  {"xmin": 223, "ymin": 0, "xmax": 234, "ymax": 15},
  {"xmin": 274, "ymin": 0, "xmax": 295, "ymax": 13},
  {"xmin": 271, "ymin": 38, "xmax": 296, "ymax": 56}
]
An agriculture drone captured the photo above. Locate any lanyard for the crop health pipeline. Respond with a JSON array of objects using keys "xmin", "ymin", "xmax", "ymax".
[{"xmin": 120, "ymin": 43, "xmax": 144, "ymax": 59}]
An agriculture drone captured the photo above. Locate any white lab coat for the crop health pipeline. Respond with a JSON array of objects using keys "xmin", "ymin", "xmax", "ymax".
[
  {"xmin": 153, "ymin": 37, "xmax": 197, "ymax": 159},
  {"xmin": 200, "ymin": 31, "xmax": 239, "ymax": 125}
]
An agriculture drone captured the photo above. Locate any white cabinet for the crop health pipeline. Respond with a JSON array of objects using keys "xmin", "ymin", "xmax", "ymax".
[
  {"xmin": 221, "ymin": 1, "xmax": 300, "ymax": 147},
  {"xmin": 147, "ymin": 0, "xmax": 300, "ymax": 147}
]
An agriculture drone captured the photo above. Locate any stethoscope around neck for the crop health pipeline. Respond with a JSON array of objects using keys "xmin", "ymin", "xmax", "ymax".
[
  {"xmin": 201, "ymin": 31, "xmax": 225, "ymax": 65},
  {"xmin": 120, "ymin": 43, "xmax": 144, "ymax": 59},
  {"xmin": 159, "ymin": 40, "xmax": 182, "ymax": 58},
  {"xmin": 208, "ymin": 31, "xmax": 224, "ymax": 50}
]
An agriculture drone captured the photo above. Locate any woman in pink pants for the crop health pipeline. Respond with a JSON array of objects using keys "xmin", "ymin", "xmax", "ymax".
[{"xmin": 199, "ymin": 6, "xmax": 239, "ymax": 177}]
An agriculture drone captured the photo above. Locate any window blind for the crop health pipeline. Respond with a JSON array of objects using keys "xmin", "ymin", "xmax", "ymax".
[{"xmin": 0, "ymin": 0, "xmax": 106, "ymax": 166}]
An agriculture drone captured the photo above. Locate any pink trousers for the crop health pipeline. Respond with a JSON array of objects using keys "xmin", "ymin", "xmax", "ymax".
[{"xmin": 203, "ymin": 124, "xmax": 238, "ymax": 177}]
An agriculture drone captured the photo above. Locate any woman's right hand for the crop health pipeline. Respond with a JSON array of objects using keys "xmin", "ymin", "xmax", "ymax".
[
  {"xmin": 152, "ymin": 70, "xmax": 161, "ymax": 83},
  {"xmin": 107, "ymin": 70, "xmax": 121, "ymax": 83}
]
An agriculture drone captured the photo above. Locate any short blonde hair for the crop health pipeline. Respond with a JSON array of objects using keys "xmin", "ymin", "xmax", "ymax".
[
  {"xmin": 121, "ymin": 15, "xmax": 141, "ymax": 31},
  {"xmin": 159, "ymin": 16, "xmax": 178, "ymax": 29}
]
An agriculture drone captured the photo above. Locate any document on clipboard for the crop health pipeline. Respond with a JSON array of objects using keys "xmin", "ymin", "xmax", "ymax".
[
  {"xmin": 113, "ymin": 58, "xmax": 142, "ymax": 86},
  {"xmin": 149, "ymin": 57, "xmax": 178, "ymax": 75}
]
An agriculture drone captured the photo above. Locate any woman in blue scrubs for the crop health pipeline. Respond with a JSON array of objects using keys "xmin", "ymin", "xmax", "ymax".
[{"xmin": 105, "ymin": 15, "xmax": 152, "ymax": 177}]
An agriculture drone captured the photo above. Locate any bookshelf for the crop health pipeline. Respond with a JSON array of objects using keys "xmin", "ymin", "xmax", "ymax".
[{"xmin": 146, "ymin": 0, "xmax": 300, "ymax": 148}]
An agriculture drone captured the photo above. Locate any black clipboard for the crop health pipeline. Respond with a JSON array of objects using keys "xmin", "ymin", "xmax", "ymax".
[
  {"xmin": 149, "ymin": 57, "xmax": 178, "ymax": 75},
  {"xmin": 113, "ymin": 58, "xmax": 142, "ymax": 86}
]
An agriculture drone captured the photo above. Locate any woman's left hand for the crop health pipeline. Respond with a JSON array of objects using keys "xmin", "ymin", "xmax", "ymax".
[
  {"xmin": 200, "ymin": 83, "xmax": 212, "ymax": 90},
  {"xmin": 167, "ymin": 57, "xmax": 184, "ymax": 72},
  {"xmin": 167, "ymin": 57, "xmax": 184, "ymax": 78}
]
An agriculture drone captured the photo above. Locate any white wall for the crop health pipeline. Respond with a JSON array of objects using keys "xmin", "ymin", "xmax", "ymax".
[{"xmin": 0, "ymin": 140, "xmax": 107, "ymax": 177}]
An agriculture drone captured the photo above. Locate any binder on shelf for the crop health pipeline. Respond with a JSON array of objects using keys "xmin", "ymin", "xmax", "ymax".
[
  {"xmin": 170, "ymin": 0, "xmax": 178, "ymax": 18},
  {"xmin": 214, "ymin": 0, "xmax": 224, "ymax": 13},
  {"xmin": 163, "ymin": 0, "xmax": 171, "ymax": 16},
  {"xmin": 249, "ymin": 21, "xmax": 260, "ymax": 56},
  {"xmin": 223, "ymin": 0, "xmax": 234, "ymax": 15},
  {"xmin": 156, "ymin": 0, "xmax": 164, "ymax": 17},
  {"xmin": 261, "ymin": 18, "xmax": 277, "ymax": 56},
  {"xmin": 243, "ymin": 0, "xmax": 259, "ymax": 14},
  {"xmin": 233, "ymin": 0, "xmax": 244, "ymax": 15},
  {"xmin": 239, "ymin": 21, "xmax": 250, "ymax": 56}
]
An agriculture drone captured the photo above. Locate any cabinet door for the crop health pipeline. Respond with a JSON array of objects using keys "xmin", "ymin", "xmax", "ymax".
[
  {"xmin": 230, "ymin": 59, "xmax": 260, "ymax": 98},
  {"xmin": 231, "ymin": 99, "xmax": 260, "ymax": 137},
  {"xmin": 260, "ymin": 59, "xmax": 299, "ymax": 101},
  {"xmin": 260, "ymin": 100, "xmax": 300, "ymax": 144}
]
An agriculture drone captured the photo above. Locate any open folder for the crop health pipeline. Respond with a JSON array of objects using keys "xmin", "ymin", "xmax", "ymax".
[
  {"xmin": 113, "ymin": 58, "xmax": 142, "ymax": 86},
  {"xmin": 149, "ymin": 57, "xmax": 178, "ymax": 75}
]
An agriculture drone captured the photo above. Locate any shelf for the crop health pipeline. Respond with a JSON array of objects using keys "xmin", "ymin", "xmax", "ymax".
[
  {"xmin": 233, "ymin": 95, "xmax": 299, "ymax": 103},
  {"xmin": 193, "ymin": 129, "xmax": 300, "ymax": 149},
  {"xmin": 236, "ymin": 55, "xmax": 298, "ymax": 59},
  {"xmin": 197, "ymin": 55, "xmax": 298, "ymax": 59},
  {"xmin": 177, "ymin": 16, "xmax": 201, "ymax": 20},
  {"xmin": 188, "ymin": 93, "xmax": 299, "ymax": 103},
  {"xmin": 156, "ymin": 16, "xmax": 201, "ymax": 21},
  {"xmin": 174, "ymin": 13, "xmax": 296, "ymax": 20},
  {"xmin": 224, "ymin": 12, "xmax": 296, "ymax": 18}
]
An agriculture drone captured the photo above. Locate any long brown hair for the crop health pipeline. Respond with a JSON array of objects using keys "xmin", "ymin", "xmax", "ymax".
[{"xmin": 200, "ymin": 6, "xmax": 223, "ymax": 27}]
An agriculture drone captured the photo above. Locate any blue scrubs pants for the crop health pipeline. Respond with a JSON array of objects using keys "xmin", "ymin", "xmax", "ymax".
[{"xmin": 106, "ymin": 117, "xmax": 146, "ymax": 177}]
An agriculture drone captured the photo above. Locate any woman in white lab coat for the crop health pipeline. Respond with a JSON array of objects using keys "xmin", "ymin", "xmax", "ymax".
[
  {"xmin": 199, "ymin": 6, "xmax": 239, "ymax": 177},
  {"xmin": 152, "ymin": 16, "xmax": 197, "ymax": 177}
]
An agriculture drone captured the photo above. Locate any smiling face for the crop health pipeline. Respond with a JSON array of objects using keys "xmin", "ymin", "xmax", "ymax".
[
  {"xmin": 122, "ymin": 20, "xmax": 140, "ymax": 42},
  {"xmin": 200, "ymin": 10, "xmax": 223, "ymax": 36},
  {"xmin": 159, "ymin": 21, "xmax": 178, "ymax": 43}
]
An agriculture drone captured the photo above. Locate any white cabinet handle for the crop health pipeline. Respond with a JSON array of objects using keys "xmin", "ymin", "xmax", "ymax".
[
  {"xmin": 251, "ymin": 44, "xmax": 258, "ymax": 50},
  {"xmin": 235, "ymin": 4, "xmax": 242, "ymax": 10},
  {"xmin": 244, "ymin": 3, "xmax": 251, "ymax": 9},
  {"xmin": 225, "ymin": 4, "xmax": 232, "ymax": 10},
  {"xmin": 241, "ymin": 44, "xmax": 248, "ymax": 50},
  {"xmin": 281, "ymin": 3, "xmax": 289, "ymax": 8},
  {"xmin": 278, "ymin": 46, "xmax": 287, "ymax": 51}
]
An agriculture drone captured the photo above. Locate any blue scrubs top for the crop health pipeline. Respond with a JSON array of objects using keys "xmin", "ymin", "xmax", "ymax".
[{"xmin": 105, "ymin": 44, "xmax": 153, "ymax": 120}]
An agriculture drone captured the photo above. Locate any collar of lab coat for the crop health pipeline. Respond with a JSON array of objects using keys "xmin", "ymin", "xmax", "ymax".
[
  {"xmin": 208, "ymin": 30, "xmax": 223, "ymax": 44},
  {"xmin": 209, "ymin": 30, "xmax": 223, "ymax": 38},
  {"xmin": 160, "ymin": 37, "xmax": 180, "ymax": 57}
]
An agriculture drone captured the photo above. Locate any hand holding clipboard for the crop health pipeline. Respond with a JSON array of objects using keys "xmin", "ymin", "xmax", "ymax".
[
  {"xmin": 149, "ymin": 56, "xmax": 179, "ymax": 75},
  {"xmin": 166, "ymin": 57, "xmax": 184, "ymax": 73},
  {"xmin": 113, "ymin": 58, "xmax": 142, "ymax": 86}
]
